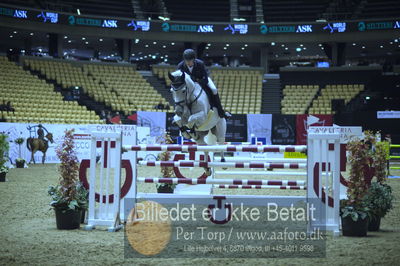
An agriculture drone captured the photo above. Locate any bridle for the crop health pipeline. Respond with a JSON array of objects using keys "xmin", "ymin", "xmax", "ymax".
[{"xmin": 172, "ymin": 81, "xmax": 203, "ymax": 114}]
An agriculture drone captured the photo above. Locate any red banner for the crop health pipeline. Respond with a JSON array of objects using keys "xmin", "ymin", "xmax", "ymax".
[{"xmin": 296, "ymin": 114, "xmax": 333, "ymax": 145}]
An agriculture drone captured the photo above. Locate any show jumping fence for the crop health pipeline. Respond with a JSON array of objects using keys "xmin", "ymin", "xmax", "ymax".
[{"xmin": 84, "ymin": 126, "xmax": 341, "ymax": 236}]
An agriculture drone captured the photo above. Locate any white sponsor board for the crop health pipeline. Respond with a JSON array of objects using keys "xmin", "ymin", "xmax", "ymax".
[
  {"xmin": 0, "ymin": 123, "xmax": 150, "ymax": 164},
  {"xmin": 308, "ymin": 125, "xmax": 362, "ymax": 143}
]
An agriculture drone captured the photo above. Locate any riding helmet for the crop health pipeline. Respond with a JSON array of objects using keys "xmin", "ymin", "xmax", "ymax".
[{"xmin": 183, "ymin": 49, "xmax": 196, "ymax": 61}]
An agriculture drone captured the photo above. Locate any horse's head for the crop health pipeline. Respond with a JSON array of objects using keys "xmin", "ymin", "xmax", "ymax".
[
  {"xmin": 168, "ymin": 70, "xmax": 187, "ymax": 117},
  {"xmin": 46, "ymin": 133, "xmax": 54, "ymax": 143}
]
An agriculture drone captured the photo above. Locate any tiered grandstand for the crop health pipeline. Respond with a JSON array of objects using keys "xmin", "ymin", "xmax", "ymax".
[
  {"xmin": 281, "ymin": 85, "xmax": 319, "ymax": 115},
  {"xmin": 0, "ymin": 56, "xmax": 101, "ymax": 124}
]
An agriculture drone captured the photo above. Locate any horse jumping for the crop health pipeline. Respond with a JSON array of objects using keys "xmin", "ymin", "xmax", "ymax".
[{"xmin": 168, "ymin": 70, "xmax": 227, "ymax": 175}]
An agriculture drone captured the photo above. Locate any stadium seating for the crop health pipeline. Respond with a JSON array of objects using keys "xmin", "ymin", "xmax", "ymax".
[
  {"xmin": 281, "ymin": 85, "xmax": 319, "ymax": 114},
  {"xmin": 308, "ymin": 84, "xmax": 365, "ymax": 114},
  {"xmin": 0, "ymin": 56, "xmax": 101, "ymax": 124},
  {"xmin": 262, "ymin": 0, "xmax": 330, "ymax": 22},
  {"xmin": 152, "ymin": 66, "xmax": 263, "ymax": 114},
  {"xmin": 83, "ymin": 64, "xmax": 167, "ymax": 114},
  {"xmin": 163, "ymin": 0, "xmax": 230, "ymax": 22},
  {"xmin": 24, "ymin": 58, "xmax": 167, "ymax": 115}
]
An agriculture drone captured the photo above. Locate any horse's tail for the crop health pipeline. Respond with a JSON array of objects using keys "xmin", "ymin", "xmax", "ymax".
[{"xmin": 26, "ymin": 137, "xmax": 32, "ymax": 151}]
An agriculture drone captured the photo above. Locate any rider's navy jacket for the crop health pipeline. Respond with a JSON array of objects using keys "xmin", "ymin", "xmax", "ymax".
[{"xmin": 177, "ymin": 59, "xmax": 208, "ymax": 87}]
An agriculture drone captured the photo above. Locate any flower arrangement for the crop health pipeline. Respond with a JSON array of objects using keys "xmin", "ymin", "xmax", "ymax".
[
  {"xmin": 48, "ymin": 129, "xmax": 88, "ymax": 211},
  {"xmin": 340, "ymin": 132, "xmax": 374, "ymax": 222},
  {"xmin": 14, "ymin": 137, "xmax": 25, "ymax": 166},
  {"xmin": 0, "ymin": 133, "xmax": 10, "ymax": 174},
  {"xmin": 156, "ymin": 132, "xmax": 176, "ymax": 193}
]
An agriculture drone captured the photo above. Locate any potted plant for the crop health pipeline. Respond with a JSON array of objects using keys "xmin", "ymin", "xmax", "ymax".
[
  {"xmin": 363, "ymin": 138, "xmax": 394, "ymax": 231},
  {"xmin": 0, "ymin": 133, "xmax": 10, "ymax": 182},
  {"xmin": 340, "ymin": 133, "xmax": 373, "ymax": 237},
  {"xmin": 156, "ymin": 133, "xmax": 176, "ymax": 193},
  {"xmin": 48, "ymin": 129, "xmax": 88, "ymax": 229},
  {"xmin": 364, "ymin": 182, "xmax": 393, "ymax": 231},
  {"xmin": 14, "ymin": 137, "xmax": 25, "ymax": 168}
]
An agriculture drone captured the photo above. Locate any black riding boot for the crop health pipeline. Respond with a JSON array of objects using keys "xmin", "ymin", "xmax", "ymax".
[{"xmin": 213, "ymin": 93, "xmax": 230, "ymax": 118}]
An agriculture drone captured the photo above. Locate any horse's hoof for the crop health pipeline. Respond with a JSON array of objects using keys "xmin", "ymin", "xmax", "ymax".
[{"xmin": 220, "ymin": 158, "xmax": 226, "ymax": 163}]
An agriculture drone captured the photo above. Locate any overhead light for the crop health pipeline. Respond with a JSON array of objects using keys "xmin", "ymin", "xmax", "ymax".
[
  {"xmin": 9, "ymin": 48, "xmax": 13, "ymax": 51},
  {"xmin": 296, "ymin": 47, "xmax": 301, "ymax": 52},
  {"xmin": 362, "ymin": 46, "xmax": 366, "ymax": 49},
  {"xmin": 145, "ymin": 44, "xmax": 149, "ymax": 47},
  {"xmin": 64, "ymin": 36, "xmax": 68, "ymax": 39},
  {"xmin": 82, "ymin": 37, "xmax": 85, "ymax": 40},
  {"xmin": 271, "ymin": 42, "xmax": 275, "ymax": 46},
  {"xmin": 164, "ymin": 59, "xmax": 168, "ymax": 62},
  {"xmin": 352, "ymin": 43, "xmax": 356, "ymax": 46},
  {"xmin": 394, "ymin": 39, "xmax": 398, "ymax": 43},
  {"xmin": 30, "ymin": 32, "xmax": 34, "ymax": 36},
  {"xmin": 135, "ymin": 39, "xmax": 139, "ymax": 43},
  {"xmin": 162, "ymin": 45, "xmax": 166, "ymax": 48},
  {"xmin": 9, "ymin": 35, "xmax": 13, "ymax": 38},
  {"xmin": 380, "ymin": 45, "xmax": 383, "ymax": 48},
  {"xmin": 99, "ymin": 38, "xmax": 103, "ymax": 42},
  {"xmin": 85, "ymin": 41, "xmax": 89, "ymax": 44},
  {"xmin": 303, "ymin": 47, "xmax": 307, "ymax": 50},
  {"xmin": 77, "ymin": 9, "xmax": 80, "ymax": 15},
  {"xmin": 205, "ymin": 46, "xmax": 209, "ymax": 49},
  {"xmin": 207, "ymin": 43, "xmax": 211, "ymax": 46},
  {"xmin": 390, "ymin": 41, "xmax": 393, "ymax": 44},
  {"xmin": 300, "ymin": 44, "xmax": 303, "ymax": 47},
  {"xmin": 244, "ymin": 44, "xmax": 248, "ymax": 47},
  {"xmin": 68, "ymin": 40, "xmax": 72, "ymax": 43},
  {"xmin": 281, "ymin": 44, "xmax": 285, "ymax": 47},
  {"xmin": 161, "ymin": 56, "xmax": 164, "ymax": 59},
  {"xmin": 321, "ymin": 47, "xmax": 324, "ymax": 50},
  {"xmin": 13, "ymin": 31, "xmax": 17, "ymax": 34},
  {"xmin": 153, "ymin": 41, "xmax": 157, "ymax": 44},
  {"xmin": 165, "ymin": 55, "xmax": 168, "ymax": 57},
  {"xmin": 223, "ymin": 47, "xmax": 227, "ymax": 50},
  {"xmin": 233, "ymin": 18, "xmax": 246, "ymax": 21},
  {"xmin": 171, "ymin": 42, "xmax": 175, "ymax": 45},
  {"xmin": 240, "ymin": 54, "xmax": 243, "ymax": 57},
  {"xmin": 275, "ymin": 54, "xmax": 279, "ymax": 58},
  {"xmin": 132, "ymin": 53, "xmax": 135, "ymax": 56},
  {"xmin": 152, "ymin": 55, "xmax": 156, "ymax": 59},
  {"xmin": 226, "ymin": 44, "xmax": 230, "ymax": 46},
  {"xmin": 241, "ymin": 47, "xmax": 245, "ymax": 50},
  {"xmin": 285, "ymin": 47, "xmax": 288, "ymax": 50},
  {"xmin": 318, "ymin": 43, "xmax": 322, "ymax": 47},
  {"xmin": 365, "ymin": 96, "xmax": 370, "ymax": 100}
]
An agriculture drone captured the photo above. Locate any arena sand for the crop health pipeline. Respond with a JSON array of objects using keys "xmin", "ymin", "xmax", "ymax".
[{"xmin": 0, "ymin": 164, "xmax": 399, "ymax": 265}]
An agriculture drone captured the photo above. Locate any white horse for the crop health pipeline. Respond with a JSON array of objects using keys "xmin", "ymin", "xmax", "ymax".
[{"xmin": 168, "ymin": 70, "xmax": 227, "ymax": 175}]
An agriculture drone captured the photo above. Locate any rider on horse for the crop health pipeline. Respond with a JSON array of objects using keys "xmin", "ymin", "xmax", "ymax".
[
  {"xmin": 37, "ymin": 124, "xmax": 45, "ymax": 140},
  {"xmin": 177, "ymin": 49, "xmax": 230, "ymax": 119}
]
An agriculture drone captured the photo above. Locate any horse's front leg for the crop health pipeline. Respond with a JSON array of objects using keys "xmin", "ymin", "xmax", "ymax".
[
  {"xmin": 187, "ymin": 111, "xmax": 206, "ymax": 129},
  {"xmin": 42, "ymin": 152, "xmax": 46, "ymax": 164},
  {"xmin": 31, "ymin": 151, "xmax": 35, "ymax": 164}
]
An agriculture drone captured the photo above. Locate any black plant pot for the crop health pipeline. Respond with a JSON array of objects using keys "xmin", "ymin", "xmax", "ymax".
[
  {"xmin": 157, "ymin": 185, "xmax": 174, "ymax": 193},
  {"xmin": 341, "ymin": 216, "xmax": 369, "ymax": 236},
  {"xmin": 16, "ymin": 160, "xmax": 25, "ymax": 168},
  {"xmin": 55, "ymin": 209, "xmax": 82, "ymax": 230},
  {"xmin": 81, "ymin": 209, "xmax": 86, "ymax": 224},
  {"xmin": 368, "ymin": 215, "xmax": 381, "ymax": 231},
  {"xmin": 0, "ymin": 172, "xmax": 6, "ymax": 182}
]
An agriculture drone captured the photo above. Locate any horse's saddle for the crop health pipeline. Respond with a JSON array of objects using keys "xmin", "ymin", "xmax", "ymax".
[{"xmin": 196, "ymin": 108, "xmax": 220, "ymax": 131}]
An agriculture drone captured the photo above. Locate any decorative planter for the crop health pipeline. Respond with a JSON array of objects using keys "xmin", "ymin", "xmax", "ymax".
[
  {"xmin": 55, "ymin": 209, "xmax": 82, "ymax": 230},
  {"xmin": 16, "ymin": 160, "xmax": 25, "ymax": 168},
  {"xmin": 368, "ymin": 215, "xmax": 381, "ymax": 231},
  {"xmin": 0, "ymin": 172, "xmax": 6, "ymax": 182},
  {"xmin": 341, "ymin": 216, "xmax": 368, "ymax": 236},
  {"xmin": 81, "ymin": 209, "xmax": 86, "ymax": 224},
  {"xmin": 157, "ymin": 185, "xmax": 174, "ymax": 193}
]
